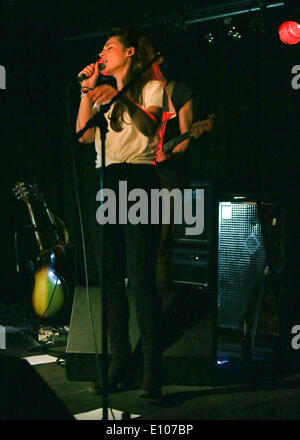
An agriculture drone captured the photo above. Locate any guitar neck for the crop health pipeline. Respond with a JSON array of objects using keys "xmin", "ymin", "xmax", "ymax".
[
  {"xmin": 41, "ymin": 199, "xmax": 60, "ymax": 242},
  {"xmin": 26, "ymin": 204, "xmax": 43, "ymax": 252},
  {"xmin": 162, "ymin": 131, "xmax": 190, "ymax": 154}
]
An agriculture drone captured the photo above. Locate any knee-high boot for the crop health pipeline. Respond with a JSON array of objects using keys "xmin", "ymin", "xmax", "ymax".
[
  {"xmin": 89, "ymin": 284, "xmax": 133, "ymax": 393},
  {"xmin": 132, "ymin": 287, "xmax": 164, "ymax": 398},
  {"xmin": 107, "ymin": 284, "xmax": 133, "ymax": 389}
]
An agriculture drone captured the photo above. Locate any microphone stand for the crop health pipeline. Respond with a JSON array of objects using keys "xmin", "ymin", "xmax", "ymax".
[{"xmin": 75, "ymin": 52, "xmax": 161, "ymax": 421}]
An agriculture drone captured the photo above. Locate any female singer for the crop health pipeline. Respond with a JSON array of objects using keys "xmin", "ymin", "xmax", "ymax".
[{"xmin": 76, "ymin": 26, "xmax": 168, "ymax": 398}]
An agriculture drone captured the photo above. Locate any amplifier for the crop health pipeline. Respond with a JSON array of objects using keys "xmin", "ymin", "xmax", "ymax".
[
  {"xmin": 170, "ymin": 247, "xmax": 210, "ymax": 288},
  {"xmin": 173, "ymin": 181, "xmax": 213, "ymax": 246}
]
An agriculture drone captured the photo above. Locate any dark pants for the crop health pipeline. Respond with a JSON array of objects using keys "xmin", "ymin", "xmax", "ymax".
[
  {"xmin": 155, "ymin": 165, "xmax": 182, "ymax": 289},
  {"xmin": 89, "ymin": 163, "xmax": 162, "ymax": 353}
]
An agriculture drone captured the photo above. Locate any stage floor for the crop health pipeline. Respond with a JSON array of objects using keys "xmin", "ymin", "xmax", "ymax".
[{"xmin": 1, "ymin": 317, "xmax": 300, "ymax": 420}]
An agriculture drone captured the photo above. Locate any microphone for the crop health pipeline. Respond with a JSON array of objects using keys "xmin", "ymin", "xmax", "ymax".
[{"xmin": 77, "ymin": 59, "xmax": 105, "ymax": 83}]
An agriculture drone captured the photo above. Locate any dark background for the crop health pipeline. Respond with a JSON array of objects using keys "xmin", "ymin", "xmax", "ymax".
[{"xmin": 1, "ymin": 0, "xmax": 299, "ymax": 304}]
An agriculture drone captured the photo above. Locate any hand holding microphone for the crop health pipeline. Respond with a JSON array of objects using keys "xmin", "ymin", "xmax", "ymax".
[{"xmin": 78, "ymin": 59, "xmax": 105, "ymax": 88}]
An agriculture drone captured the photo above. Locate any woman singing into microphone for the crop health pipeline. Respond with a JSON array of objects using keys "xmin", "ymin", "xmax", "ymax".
[{"xmin": 76, "ymin": 26, "xmax": 171, "ymax": 399}]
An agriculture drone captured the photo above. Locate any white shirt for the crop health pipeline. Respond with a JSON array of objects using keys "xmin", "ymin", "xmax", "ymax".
[{"xmin": 93, "ymin": 80, "xmax": 175, "ymax": 168}]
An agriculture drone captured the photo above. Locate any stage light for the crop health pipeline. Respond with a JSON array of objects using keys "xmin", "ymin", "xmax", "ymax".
[
  {"xmin": 227, "ymin": 25, "xmax": 242, "ymax": 39},
  {"xmin": 279, "ymin": 21, "xmax": 300, "ymax": 45},
  {"xmin": 205, "ymin": 32, "xmax": 215, "ymax": 44}
]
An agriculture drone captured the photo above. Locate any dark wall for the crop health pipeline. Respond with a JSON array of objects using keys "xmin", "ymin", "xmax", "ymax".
[{"xmin": 1, "ymin": 3, "xmax": 299, "ymax": 303}]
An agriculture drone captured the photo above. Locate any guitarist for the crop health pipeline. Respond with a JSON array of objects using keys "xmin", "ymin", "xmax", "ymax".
[{"xmin": 155, "ymin": 55, "xmax": 195, "ymax": 290}]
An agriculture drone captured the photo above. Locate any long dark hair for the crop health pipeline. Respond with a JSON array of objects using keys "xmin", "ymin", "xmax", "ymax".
[{"xmin": 108, "ymin": 26, "xmax": 163, "ymax": 132}]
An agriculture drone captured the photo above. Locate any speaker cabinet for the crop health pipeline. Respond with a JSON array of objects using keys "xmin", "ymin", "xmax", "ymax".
[
  {"xmin": 66, "ymin": 286, "xmax": 140, "ymax": 382},
  {"xmin": 217, "ymin": 200, "xmax": 266, "ymax": 331},
  {"xmin": 66, "ymin": 285, "xmax": 217, "ymax": 386}
]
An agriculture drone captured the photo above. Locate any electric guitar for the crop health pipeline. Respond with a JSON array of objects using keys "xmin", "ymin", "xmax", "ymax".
[
  {"xmin": 13, "ymin": 182, "xmax": 70, "ymax": 320},
  {"xmin": 162, "ymin": 114, "xmax": 216, "ymax": 154}
]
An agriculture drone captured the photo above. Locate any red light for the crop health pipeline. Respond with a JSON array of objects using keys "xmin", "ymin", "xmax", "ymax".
[{"xmin": 279, "ymin": 21, "xmax": 300, "ymax": 45}]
